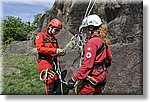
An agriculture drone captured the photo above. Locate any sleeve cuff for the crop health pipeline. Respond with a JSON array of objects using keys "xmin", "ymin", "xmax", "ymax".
[
  {"xmin": 53, "ymin": 48, "xmax": 57, "ymax": 53},
  {"xmin": 72, "ymin": 76, "xmax": 78, "ymax": 82}
]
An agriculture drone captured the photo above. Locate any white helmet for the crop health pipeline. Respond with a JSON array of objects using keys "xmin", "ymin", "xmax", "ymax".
[{"xmin": 80, "ymin": 14, "xmax": 102, "ymax": 29}]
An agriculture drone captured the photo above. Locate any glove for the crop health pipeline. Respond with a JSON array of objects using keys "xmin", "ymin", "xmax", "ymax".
[
  {"xmin": 67, "ymin": 79, "xmax": 75, "ymax": 89},
  {"xmin": 105, "ymin": 61, "xmax": 111, "ymax": 68},
  {"xmin": 56, "ymin": 48, "xmax": 66, "ymax": 56},
  {"xmin": 68, "ymin": 40, "xmax": 76, "ymax": 49}
]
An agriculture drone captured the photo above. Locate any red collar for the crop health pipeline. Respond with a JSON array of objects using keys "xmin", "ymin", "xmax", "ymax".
[
  {"xmin": 89, "ymin": 32, "xmax": 100, "ymax": 39},
  {"xmin": 44, "ymin": 28, "xmax": 55, "ymax": 39}
]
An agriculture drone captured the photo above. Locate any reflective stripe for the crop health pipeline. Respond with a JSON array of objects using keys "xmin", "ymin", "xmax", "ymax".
[{"xmin": 86, "ymin": 75, "xmax": 98, "ymax": 86}]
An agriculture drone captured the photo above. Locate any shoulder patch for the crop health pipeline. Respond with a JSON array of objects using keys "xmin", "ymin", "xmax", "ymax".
[
  {"xmin": 86, "ymin": 52, "xmax": 92, "ymax": 58},
  {"xmin": 36, "ymin": 36, "xmax": 39, "ymax": 39}
]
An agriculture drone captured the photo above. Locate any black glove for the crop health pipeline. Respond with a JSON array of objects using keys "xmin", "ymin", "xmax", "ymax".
[
  {"xmin": 67, "ymin": 79, "xmax": 75, "ymax": 89},
  {"xmin": 105, "ymin": 61, "xmax": 111, "ymax": 68}
]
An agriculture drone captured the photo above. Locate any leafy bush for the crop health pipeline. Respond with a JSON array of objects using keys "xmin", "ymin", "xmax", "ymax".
[{"xmin": 2, "ymin": 16, "xmax": 35, "ymax": 45}]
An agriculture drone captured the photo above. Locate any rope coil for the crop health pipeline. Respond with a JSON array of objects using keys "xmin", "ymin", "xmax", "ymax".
[{"xmin": 39, "ymin": 68, "xmax": 55, "ymax": 81}]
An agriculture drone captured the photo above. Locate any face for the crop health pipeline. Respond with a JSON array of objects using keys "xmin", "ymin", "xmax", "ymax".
[
  {"xmin": 52, "ymin": 28, "xmax": 60, "ymax": 35},
  {"xmin": 48, "ymin": 27, "xmax": 60, "ymax": 35},
  {"xmin": 83, "ymin": 26, "xmax": 94, "ymax": 37}
]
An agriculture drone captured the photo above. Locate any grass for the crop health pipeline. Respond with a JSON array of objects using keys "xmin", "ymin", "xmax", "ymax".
[{"xmin": 2, "ymin": 53, "xmax": 45, "ymax": 95}]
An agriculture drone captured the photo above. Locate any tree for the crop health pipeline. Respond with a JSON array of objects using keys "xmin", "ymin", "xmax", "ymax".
[
  {"xmin": 2, "ymin": 16, "xmax": 33, "ymax": 45},
  {"xmin": 32, "ymin": 13, "xmax": 42, "ymax": 27}
]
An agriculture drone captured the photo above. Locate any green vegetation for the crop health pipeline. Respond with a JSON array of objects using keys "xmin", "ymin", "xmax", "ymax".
[
  {"xmin": 2, "ymin": 53, "xmax": 45, "ymax": 95},
  {"xmin": 32, "ymin": 13, "xmax": 42, "ymax": 26},
  {"xmin": 2, "ymin": 16, "xmax": 33, "ymax": 44},
  {"xmin": 2, "ymin": 53, "xmax": 70, "ymax": 95},
  {"xmin": 2, "ymin": 14, "xmax": 42, "ymax": 51}
]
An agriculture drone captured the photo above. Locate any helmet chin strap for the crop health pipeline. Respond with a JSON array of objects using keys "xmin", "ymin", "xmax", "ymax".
[
  {"xmin": 48, "ymin": 27, "xmax": 55, "ymax": 35},
  {"xmin": 88, "ymin": 26, "xmax": 94, "ymax": 35},
  {"xmin": 90, "ymin": 30, "xmax": 94, "ymax": 35}
]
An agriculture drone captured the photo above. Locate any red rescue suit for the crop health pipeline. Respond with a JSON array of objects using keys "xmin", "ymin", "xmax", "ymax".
[
  {"xmin": 72, "ymin": 32, "xmax": 112, "ymax": 95},
  {"xmin": 35, "ymin": 29, "xmax": 59, "ymax": 94}
]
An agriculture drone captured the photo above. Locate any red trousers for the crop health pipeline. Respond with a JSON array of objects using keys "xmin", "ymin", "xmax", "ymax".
[
  {"xmin": 38, "ymin": 60, "xmax": 59, "ymax": 94},
  {"xmin": 78, "ymin": 81, "xmax": 102, "ymax": 95},
  {"xmin": 77, "ymin": 70, "xmax": 107, "ymax": 95}
]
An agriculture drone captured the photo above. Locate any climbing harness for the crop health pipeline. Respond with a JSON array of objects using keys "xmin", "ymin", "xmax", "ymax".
[
  {"xmin": 55, "ymin": 58, "xmax": 68, "ymax": 94},
  {"xmin": 38, "ymin": 32, "xmax": 68, "ymax": 95}
]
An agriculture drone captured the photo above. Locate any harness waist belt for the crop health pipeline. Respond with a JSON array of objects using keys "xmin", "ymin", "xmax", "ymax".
[
  {"xmin": 38, "ymin": 53, "xmax": 51, "ymax": 60},
  {"xmin": 94, "ymin": 62, "xmax": 105, "ymax": 70}
]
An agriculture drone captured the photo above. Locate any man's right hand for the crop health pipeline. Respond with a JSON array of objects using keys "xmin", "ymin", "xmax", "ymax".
[
  {"xmin": 56, "ymin": 48, "xmax": 66, "ymax": 56},
  {"xmin": 67, "ymin": 79, "xmax": 75, "ymax": 90}
]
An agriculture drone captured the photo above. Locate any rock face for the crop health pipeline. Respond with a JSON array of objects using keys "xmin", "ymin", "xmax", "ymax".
[
  {"xmin": 3, "ymin": 0, "xmax": 143, "ymax": 95},
  {"xmin": 105, "ymin": 42, "xmax": 143, "ymax": 95},
  {"xmin": 38, "ymin": 0, "xmax": 143, "ymax": 44},
  {"xmin": 3, "ymin": 40, "xmax": 33, "ymax": 56},
  {"xmin": 36, "ymin": 0, "xmax": 143, "ymax": 94}
]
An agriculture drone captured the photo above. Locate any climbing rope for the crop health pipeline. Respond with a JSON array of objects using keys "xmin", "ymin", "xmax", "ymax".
[
  {"xmin": 60, "ymin": 0, "xmax": 97, "ymax": 94},
  {"xmin": 39, "ymin": 61, "xmax": 68, "ymax": 95},
  {"xmin": 84, "ymin": 0, "xmax": 92, "ymax": 18},
  {"xmin": 75, "ymin": 0, "xmax": 97, "ymax": 94},
  {"xmin": 39, "ymin": 68, "xmax": 55, "ymax": 82},
  {"xmin": 63, "ymin": 0, "xmax": 97, "ymax": 52},
  {"xmin": 84, "ymin": 0, "xmax": 97, "ymax": 18},
  {"xmin": 87, "ymin": 0, "xmax": 97, "ymax": 16},
  {"xmin": 54, "ymin": 59, "xmax": 68, "ymax": 94}
]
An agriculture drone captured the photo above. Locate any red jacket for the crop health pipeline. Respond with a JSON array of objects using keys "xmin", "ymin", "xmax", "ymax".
[
  {"xmin": 72, "ymin": 32, "xmax": 112, "ymax": 81},
  {"xmin": 36, "ymin": 29, "xmax": 58, "ymax": 57},
  {"xmin": 35, "ymin": 29, "xmax": 59, "ymax": 73}
]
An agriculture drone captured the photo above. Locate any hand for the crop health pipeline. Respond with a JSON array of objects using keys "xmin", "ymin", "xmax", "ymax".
[
  {"xmin": 71, "ymin": 40, "xmax": 76, "ymax": 46},
  {"xmin": 67, "ymin": 79, "xmax": 75, "ymax": 89},
  {"xmin": 69, "ymin": 40, "xmax": 76, "ymax": 49},
  {"xmin": 105, "ymin": 61, "xmax": 111, "ymax": 68},
  {"xmin": 56, "ymin": 48, "xmax": 66, "ymax": 56}
]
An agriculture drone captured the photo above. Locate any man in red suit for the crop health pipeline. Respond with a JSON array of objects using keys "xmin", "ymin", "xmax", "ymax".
[{"xmin": 35, "ymin": 18, "xmax": 65, "ymax": 95}]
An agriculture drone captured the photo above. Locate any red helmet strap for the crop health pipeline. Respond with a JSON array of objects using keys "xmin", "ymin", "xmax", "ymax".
[{"xmin": 48, "ymin": 27, "xmax": 53, "ymax": 34}]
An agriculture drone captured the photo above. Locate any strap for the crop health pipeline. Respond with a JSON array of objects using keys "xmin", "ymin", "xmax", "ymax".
[
  {"xmin": 42, "ymin": 32, "xmax": 57, "ymax": 45},
  {"xmin": 38, "ymin": 53, "xmax": 51, "ymax": 60},
  {"xmin": 44, "ymin": 39, "xmax": 56, "ymax": 44},
  {"xmin": 93, "ymin": 62, "xmax": 104, "ymax": 70},
  {"xmin": 39, "ymin": 32, "xmax": 57, "ymax": 62},
  {"xmin": 86, "ymin": 75, "xmax": 98, "ymax": 86},
  {"xmin": 96, "ymin": 43, "xmax": 105, "ymax": 55},
  {"xmin": 90, "ymin": 35, "xmax": 105, "ymax": 55}
]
